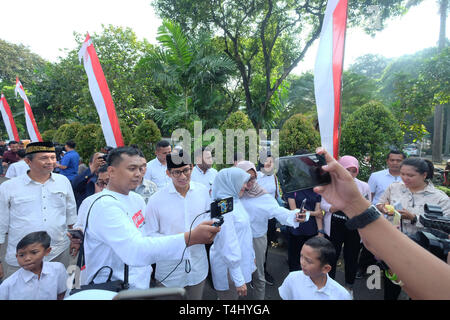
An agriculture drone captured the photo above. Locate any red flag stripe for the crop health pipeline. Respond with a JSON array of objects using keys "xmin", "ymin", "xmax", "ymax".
[
  {"xmin": 0, "ymin": 95, "xmax": 20, "ymax": 141},
  {"xmin": 85, "ymin": 40, "xmax": 124, "ymax": 147}
]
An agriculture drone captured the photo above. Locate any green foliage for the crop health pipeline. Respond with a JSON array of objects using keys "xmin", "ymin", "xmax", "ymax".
[
  {"xmin": 61, "ymin": 122, "xmax": 83, "ymax": 143},
  {"xmin": 53, "ymin": 124, "xmax": 70, "ymax": 144},
  {"xmin": 75, "ymin": 124, "xmax": 101, "ymax": 164},
  {"xmin": 130, "ymin": 119, "xmax": 162, "ymax": 161},
  {"xmin": 340, "ymin": 101, "xmax": 403, "ymax": 181},
  {"xmin": 41, "ymin": 130, "xmax": 57, "ymax": 142},
  {"xmin": 94, "ymin": 120, "xmax": 133, "ymax": 150},
  {"xmin": 279, "ymin": 113, "xmax": 320, "ymax": 156},
  {"xmin": 436, "ymin": 186, "xmax": 450, "ymax": 197}
]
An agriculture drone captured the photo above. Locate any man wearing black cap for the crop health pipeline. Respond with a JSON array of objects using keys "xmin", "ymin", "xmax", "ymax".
[
  {"xmin": 145, "ymin": 149, "xmax": 212, "ymax": 299},
  {"xmin": 0, "ymin": 142, "xmax": 77, "ymax": 280}
]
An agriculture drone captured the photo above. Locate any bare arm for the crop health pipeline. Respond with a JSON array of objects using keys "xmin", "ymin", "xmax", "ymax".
[{"xmin": 314, "ymin": 147, "xmax": 450, "ymax": 300}]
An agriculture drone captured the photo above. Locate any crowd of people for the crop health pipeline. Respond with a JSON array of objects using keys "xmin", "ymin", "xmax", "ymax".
[{"xmin": 0, "ymin": 139, "xmax": 449, "ymax": 300}]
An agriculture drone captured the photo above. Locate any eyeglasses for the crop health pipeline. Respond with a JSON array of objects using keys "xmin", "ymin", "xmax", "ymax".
[
  {"xmin": 96, "ymin": 180, "xmax": 109, "ymax": 188},
  {"xmin": 170, "ymin": 168, "xmax": 192, "ymax": 178}
]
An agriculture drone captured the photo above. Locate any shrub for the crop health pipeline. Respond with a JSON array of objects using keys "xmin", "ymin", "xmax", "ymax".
[
  {"xmin": 41, "ymin": 129, "xmax": 56, "ymax": 142},
  {"xmin": 436, "ymin": 186, "xmax": 450, "ymax": 197},
  {"xmin": 340, "ymin": 101, "xmax": 403, "ymax": 181},
  {"xmin": 53, "ymin": 124, "xmax": 69, "ymax": 144},
  {"xmin": 62, "ymin": 122, "xmax": 83, "ymax": 143},
  {"xmin": 75, "ymin": 124, "xmax": 101, "ymax": 164},
  {"xmin": 279, "ymin": 113, "xmax": 321, "ymax": 156},
  {"xmin": 130, "ymin": 119, "xmax": 162, "ymax": 161},
  {"xmin": 94, "ymin": 120, "xmax": 133, "ymax": 150}
]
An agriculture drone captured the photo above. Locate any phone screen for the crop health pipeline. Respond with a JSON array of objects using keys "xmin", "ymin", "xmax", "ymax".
[
  {"xmin": 210, "ymin": 197, "xmax": 234, "ymax": 219},
  {"xmin": 276, "ymin": 153, "xmax": 331, "ymax": 194}
]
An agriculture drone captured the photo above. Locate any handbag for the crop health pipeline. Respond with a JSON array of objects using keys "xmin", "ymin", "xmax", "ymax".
[{"xmin": 70, "ymin": 194, "xmax": 130, "ymax": 295}]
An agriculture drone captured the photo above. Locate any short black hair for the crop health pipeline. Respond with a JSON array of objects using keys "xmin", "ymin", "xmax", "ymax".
[
  {"xmin": 401, "ymin": 157, "xmax": 434, "ymax": 180},
  {"xmin": 156, "ymin": 140, "xmax": 170, "ymax": 150},
  {"xmin": 8, "ymin": 141, "xmax": 18, "ymax": 145},
  {"xmin": 66, "ymin": 140, "xmax": 76, "ymax": 149},
  {"xmin": 387, "ymin": 150, "xmax": 406, "ymax": 160},
  {"xmin": 98, "ymin": 164, "xmax": 109, "ymax": 174},
  {"xmin": 304, "ymin": 236, "xmax": 336, "ymax": 267},
  {"xmin": 17, "ymin": 149, "xmax": 26, "ymax": 158},
  {"xmin": 16, "ymin": 231, "xmax": 51, "ymax": 252},
  {"xmin": 107, "ymin": 146, "xmax": 144, "ymax": 167}
]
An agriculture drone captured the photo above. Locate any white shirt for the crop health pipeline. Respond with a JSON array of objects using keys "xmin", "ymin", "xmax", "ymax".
[
  {"xmin": 144, "ymin": 181, "xmax": 210, "ymax": 288},
  {"xmin": 279, "ymin": 271, "xmax": 352, "ymax": 300},
  {"xmin": 0, "ymin": 261, "xmax": 67, "ymax": 300},
  {"xmin": 4, "ymin": 160, "xmax": 29, "ymax": 179},
  {"xmin": 256, "ymin": 172, "xmax": 277, "ymax": 198},
  {"xmin": 209, "ymin": 199, "xmax": 256, "ymax": 290},
  {"xmin": 190, "ymin": 165, "xmax": 218, "ymax": 193},
  {"xmin": 368, "ymin": 169, "xmax": 402, "ymax": 205},
  {"xmin": 144, "ymin": 158, "xmax": 171, "ymax": 189},
  {"xmin": 0, "ymin": 173, "xmax": 77, "ymax": 266},
  {"xmin": 240, "ymin": 193, "xmax": 299, "ymax": 238},
  {"xmin": 83, "ymin": 189, "xmax": 186, "ymax": 290}
]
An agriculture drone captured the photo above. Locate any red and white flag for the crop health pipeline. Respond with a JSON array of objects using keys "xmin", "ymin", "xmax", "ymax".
[
  {"xmin": 0, "ymin": 94, "xmax": 20, "ymax": 142},
  {"xmin": 78, "ymin": 33, "xmax": 124, "ymax": 148},
  {"xmin": 314, "ymin": 0, "xmax": 348, "ymax": 159},
  {"xmin": 15, "ymin": 78, "xmax": 42, "ymax": 142}
]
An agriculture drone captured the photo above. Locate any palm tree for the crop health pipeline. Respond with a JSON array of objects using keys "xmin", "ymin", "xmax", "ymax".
[{"xmin": 139, "ymin": 20, "xmax": 236, "ymax": 134}]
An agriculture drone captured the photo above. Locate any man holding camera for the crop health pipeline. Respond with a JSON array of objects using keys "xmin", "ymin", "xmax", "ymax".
[
  {"xmin": 71, "ymin": 152, "xmax": 106, "ymax": 209},
  {"xmin": 144, "ymin": 149, "xmax": 211, "ymax": 299}
]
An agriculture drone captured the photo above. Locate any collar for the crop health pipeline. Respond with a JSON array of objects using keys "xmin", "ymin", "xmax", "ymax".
[
  {"xmin": 399, "ymin": 181, "xmax": 436, "ymax": 195},
  {"xmin": 167, "ymin": 179, "xmax": 194, "ymax": 195},
  {"xmin": 20, "ymin": 262, "xmax": 50, "ymax": 283},
  {"xmin": 23, "ymin": 172, "xmax": 56, "ymax": 185},
  {"xmin": 153, "ymin": 157, "xmax": 166, "ymax": 168},
  {"xmin": 385, "ymin": 169, "xmax": 400, "ymax": 179},
  {"xmin": 194, "ymin": 165, "xmax": 209, "ymax": 175},
  {"xmin": 304, "ymin": 272, "xmax": 332, "ymax": 296}
]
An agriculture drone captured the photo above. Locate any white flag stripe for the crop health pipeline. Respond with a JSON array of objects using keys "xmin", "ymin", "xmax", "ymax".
[
  {"xmin": 82, "ymin": 52, "xmax": 117, "ymax": 147},
  {"xmin": 0, "ymin": 98, "xmax": 16, "ymax": 141}
]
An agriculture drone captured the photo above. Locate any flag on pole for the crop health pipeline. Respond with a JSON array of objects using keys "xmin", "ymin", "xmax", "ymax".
[
  {"xmin": 78, "ymin": 33, "xmax": 124, "ymax": 148},
  {"xmin": 15, "ymin": 78, "xmax": 42, "ymax": 142},
  {"xmin": 314, "ymin": 0, "xmax": 348, "ymax": 159},
  {"xmin": 0, "ymin": 94, "xmax": 20, "ymax": 142}
]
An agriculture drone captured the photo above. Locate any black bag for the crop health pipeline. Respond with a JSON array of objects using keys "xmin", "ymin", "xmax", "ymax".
[
  {"xmin": 70, "ymin": 194, "xmax": 130, "ymax": 295},
  {"xmin": 70, "ymin": 265, "xmax": 129, "ymax": 295}
]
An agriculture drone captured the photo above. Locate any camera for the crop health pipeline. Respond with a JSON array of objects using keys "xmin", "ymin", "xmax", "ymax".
[
  {"xmin": 419, "ymin": 204, "xmax": 450, "ymax": 233},
  {"xmin": 210, "ymin": 197, "xmax": 233, "ymax": 227}
]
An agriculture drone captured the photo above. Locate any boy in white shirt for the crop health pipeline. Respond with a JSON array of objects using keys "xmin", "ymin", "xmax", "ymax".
[
  {"xmin": 278, "ymin": 236, "xmax": 352, "ymax": 300},
  {"xmin": 0, "ymin": 231, "xmax": 67, "ymax": 300}
]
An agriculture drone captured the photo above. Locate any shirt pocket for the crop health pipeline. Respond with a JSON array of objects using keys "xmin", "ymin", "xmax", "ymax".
[
  {"xmin": 48, "ymin": 189, "xmax": 67, "ymax": 210},
  {"xmin": 11, "ymin": 196, "xmax": 37, "ymax": 215}
]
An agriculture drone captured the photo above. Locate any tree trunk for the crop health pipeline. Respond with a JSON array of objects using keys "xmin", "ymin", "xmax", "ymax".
[{"xmin": 432, "ymin": 0, "xmax": 448, "ymax": 163}]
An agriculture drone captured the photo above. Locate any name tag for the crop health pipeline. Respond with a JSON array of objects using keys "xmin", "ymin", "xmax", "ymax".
[{"xmin": 132, "ymin": 210, "xmax": 145, "ymax": 228}]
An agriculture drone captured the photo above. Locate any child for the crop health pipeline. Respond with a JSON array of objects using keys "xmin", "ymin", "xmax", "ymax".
[
  {"xmin": 278, "ymin": 236, "xmax": 352, "ymax": 300},
  {"xmin": 0, "ymin": 231, "xmax": 68, "ymax": 300}
]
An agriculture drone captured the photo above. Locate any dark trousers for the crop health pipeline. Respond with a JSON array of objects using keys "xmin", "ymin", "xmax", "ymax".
[
  {"xmin": 329, "ymin": 213, "xmax": 361, "ymax": 285},
  {"xmin": 287, "ymin": 233, "xmax": 316, "ymax": 272},
  {"xmin": 358, "ymin": 244, "xmax": 376, "ymax": 273},
  {"xmin": 264, "ymin": 218, "xmax": 278, "ymax": 272}
]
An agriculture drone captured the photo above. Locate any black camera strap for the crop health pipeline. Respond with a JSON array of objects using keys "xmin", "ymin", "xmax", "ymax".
[{"xmin": 79, "ymin": 194, "xmax": 129, "ymax": 287}]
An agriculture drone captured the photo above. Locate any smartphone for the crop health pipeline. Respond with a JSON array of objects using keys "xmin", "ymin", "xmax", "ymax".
[
  {"xmin": 276, "ymin": 153, "xmax": 331, "ymax": 194},
  {"xmin": 210, "ymin": 197, "xmax": 234, "ymax": 219},
  {"xmin": 68, "ymin": 229, "xmax": 84, "ymax": 240}
]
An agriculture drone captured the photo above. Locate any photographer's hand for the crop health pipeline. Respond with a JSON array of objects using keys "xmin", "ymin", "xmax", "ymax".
[{"xmin": 185, "ymin": 220, "xmax": 220, "ymax": 246}]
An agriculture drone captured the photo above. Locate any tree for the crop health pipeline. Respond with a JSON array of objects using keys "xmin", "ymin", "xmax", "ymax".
[
  {"xmin": 75, "ymin": 124, "xmax": 101, "ymax": 164},
  {"xmin": 130, "ymin": 119, "xmax": 162, "ymax": 161},
  {"xmin": 153, "ymin": 0, "xmax": 415, "ymax": 130},
  {"xmin": 340, "ymin": 101, "xmax": 403, "ymax": 181},
  {"xmin": 279, "ymin": 113, "xmax": 320, "ymax": 156},
  {"xmin": 136, "ymin": 20, "xmax": 236, "ymax": 135}
]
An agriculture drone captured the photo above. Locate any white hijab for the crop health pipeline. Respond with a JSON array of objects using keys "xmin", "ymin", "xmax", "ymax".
[{"xmin": 212, "ymin": 167, "xmax": 250, "ymax": 200}]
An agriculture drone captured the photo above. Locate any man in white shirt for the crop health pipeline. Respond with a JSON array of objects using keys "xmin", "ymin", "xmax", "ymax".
[
  {"xmin": 0, "ymin": 142, "xmax": 77, "ymax": 280},
  {"xmin": 191, "ymin": 147, "xmax": 217, "ymax": 195},
  {"xmin": 144, "ymin": 140, "xmax": 172, "ymax": 189},
  {"xmin": 368, "ymin": 150, "xmax": 406, "ymax": 205},
  {"xmin": 145, "ymin": 149, "xmax": 211, "ymax": 299},
  {"xmin": 79, "ymin": 147, "xmax": 219, "ymax": 290},
  {"xmin": 4, "ymin": 149, "xmax": 29, "ymax": 178}
]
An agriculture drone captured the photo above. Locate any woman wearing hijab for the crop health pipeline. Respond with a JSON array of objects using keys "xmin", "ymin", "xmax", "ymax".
[
  {"xmin": 237, "ymin": 161, "xmax": 300, "ymax": 300},
  {"xmin": 321, "ymin": 155, "xmax": 371, "ymax": 298},
  {"xmin": 209, "ymin": 167, "xmax": 256, "ymax": 300}
]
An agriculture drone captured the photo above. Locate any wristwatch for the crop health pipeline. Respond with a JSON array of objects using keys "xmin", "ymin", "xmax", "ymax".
[{"xmin": 345, "ymin": 205, "xmax": 381, "ymax": 230}]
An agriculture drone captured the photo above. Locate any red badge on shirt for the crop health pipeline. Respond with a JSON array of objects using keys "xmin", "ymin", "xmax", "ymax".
[{"xmin": 132, "ymin": 210, "xmax": 145, "ymax": 228}]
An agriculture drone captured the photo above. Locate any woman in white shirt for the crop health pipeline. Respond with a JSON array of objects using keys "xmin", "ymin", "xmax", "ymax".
[
  {"xmin": 210, "ymin": 167, "xmax": 256, "ymax": 300},
  {"xmin": 237, "ymin": 160, "xmax": 300, "ymax": 300}
]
